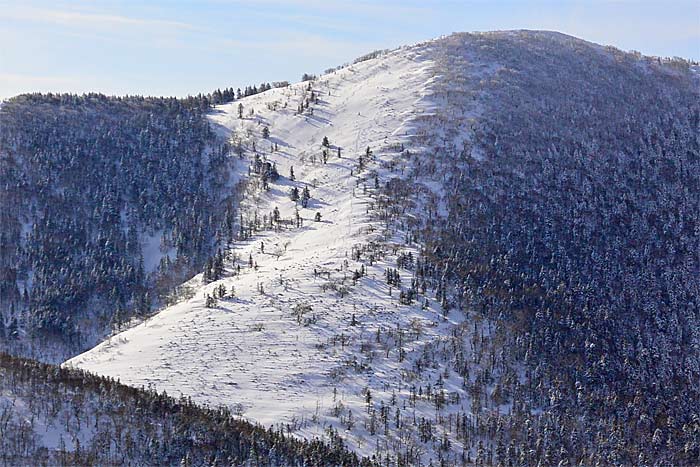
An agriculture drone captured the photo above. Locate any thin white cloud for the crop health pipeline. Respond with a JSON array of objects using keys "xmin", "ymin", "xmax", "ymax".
[
  {"xmin": 0, "ymin": 5, "xmax": 194, "ymax": 31},
  {"xmin": 210, "ymin": 0, "xmax": 428, "ymax": 17}
]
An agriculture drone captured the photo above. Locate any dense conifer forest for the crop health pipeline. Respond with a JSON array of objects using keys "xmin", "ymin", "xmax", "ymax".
[
  {"xmin": 0, "ymin": 92, "xmax": 238, "ymax": 360},
  {"xmin": 384, "ymin": 31, "xmax": 700, "ymax": 465}
]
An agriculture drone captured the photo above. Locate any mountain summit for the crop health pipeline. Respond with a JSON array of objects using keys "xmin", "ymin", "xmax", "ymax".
[{"xmin": 3, "ymin": 31, "xmax": 699, "ymax": 465}]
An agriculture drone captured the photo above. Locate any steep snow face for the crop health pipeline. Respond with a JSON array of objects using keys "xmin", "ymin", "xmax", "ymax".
[{"xmin": 66, "ymin": 42, "xmax": 443, "ymax": 427}]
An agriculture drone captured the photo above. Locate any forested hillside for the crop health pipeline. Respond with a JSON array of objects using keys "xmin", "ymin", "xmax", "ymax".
[
  {"xmin": 0, "ymin": 93, "xmax": 238, "ymax": 361},
  {"xmin": 2, "ymin": 30, "xmax": 699, "ymax": 466},
  {"xmin": 0, "ymin": 353, "xmax": 368, "ymax": 466},
  {"xmin": 65, "ymin": 32, "xmax": 700, "ymax": 466},
  {"xmin": 391, "ymin": 31, "xmax": 700, "ymax": 465}
]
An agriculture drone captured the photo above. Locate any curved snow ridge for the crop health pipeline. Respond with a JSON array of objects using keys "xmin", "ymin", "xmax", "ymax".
[{"xmin": 65, "ymin": 42, "xmax": 441, "ymax": 427}]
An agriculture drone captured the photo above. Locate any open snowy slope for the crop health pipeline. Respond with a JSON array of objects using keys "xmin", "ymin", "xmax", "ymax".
[
  {"xmin": 66, "ymin": 41, "xmax": 444, "ymax": 427},
  {"xmin": 63, "ymin": 32, "xmax": 516, "ymax": 463}
]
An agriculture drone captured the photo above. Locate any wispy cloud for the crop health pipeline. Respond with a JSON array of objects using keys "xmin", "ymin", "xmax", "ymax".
[
  {"xmin": 211, "ymin": 0, "xmax": 427, "ymax": 15},
  {"xmin": 0, "ymin": 4, "xmax": 194, "ymax": 31}
]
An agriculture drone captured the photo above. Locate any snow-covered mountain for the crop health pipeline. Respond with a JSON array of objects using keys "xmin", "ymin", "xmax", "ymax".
[
  {"xmin": 61, "ymin": 31, "xmax": 700, "ymax": 466},
  {"xmin": 67, "ymin": 37, "xmax": 444, "ymax": 453}
]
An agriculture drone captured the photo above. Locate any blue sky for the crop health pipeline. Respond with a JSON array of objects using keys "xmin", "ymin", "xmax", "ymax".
[{"xmin": 1, "ymin": 0, "xmax": 698, "ymax": 99}]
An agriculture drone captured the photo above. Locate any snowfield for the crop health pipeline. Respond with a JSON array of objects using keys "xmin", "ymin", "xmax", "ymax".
[
  {"xmin": 65, "ymin": 39, "xmax": 476, "ymax": 457},
  {"xmin": 62, "ymin": 32, "xmax": 519, "ymax": 462}
]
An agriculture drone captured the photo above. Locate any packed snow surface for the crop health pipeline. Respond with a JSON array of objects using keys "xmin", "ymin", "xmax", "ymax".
[{"xmin": 66, "ymin": 38, "xmax": 478, "ymax": 457}]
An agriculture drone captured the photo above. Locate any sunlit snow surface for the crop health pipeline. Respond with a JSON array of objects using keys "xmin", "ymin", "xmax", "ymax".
[{"xmin": 65, "ymin": 38, "xmax": 485, "ymax": 458}]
